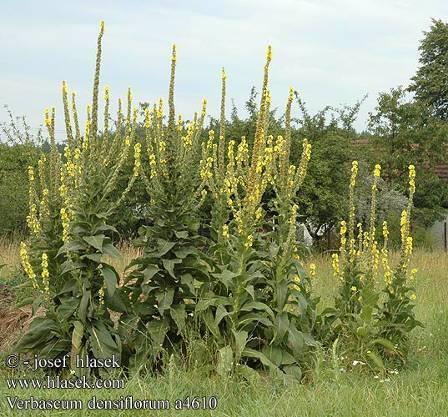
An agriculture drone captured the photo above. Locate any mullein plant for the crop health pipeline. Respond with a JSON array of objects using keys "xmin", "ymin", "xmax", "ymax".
[
  {"xmin": 120, "ymin": 45, "xmax": 211, "ymax": 373},
  {"xmin": 267, "ymin": 91, "xmax": 319, "ymax": 374},
  {"xmin": 17, "ymin": 22, "xmax": 141, "ymax": 375},
  {"xmin": 375, "ymin": 164, "xmax": 421, "ymax": 363},
  {"xmin": 19, "ymin": 109, "xmax": 63, "ymax": 307},
  {"xmin": 325, "ymin": 162, "xmax": 420, "ymax": 370},
  {"xmin": 198, "ymin": 47, "xmax": 317, "ymax": 380}
]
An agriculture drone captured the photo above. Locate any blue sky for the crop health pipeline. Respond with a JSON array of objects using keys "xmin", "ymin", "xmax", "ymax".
[{"xmin": 1, "ymin": 0, "xmax": 447, "ymax": 140}]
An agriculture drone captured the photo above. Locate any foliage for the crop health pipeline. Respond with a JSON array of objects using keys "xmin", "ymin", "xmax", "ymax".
[
  {"xmin": 368, "ymin": 86, "xmax": 448, "ymax": 227},
  {"xmin": 320, "ymin": 161, "xmax": 421, "ymax": 370},
  {"xmin": 409, "ymin": 18, "xmax": 448, "ymax": 121},
  {"xmin": 0, "ymin": 143, "xmax": 41, "ymax": 235},
  {"xmin": 15, "ymin": 22, "xmax": 140, "ymax": 375}
]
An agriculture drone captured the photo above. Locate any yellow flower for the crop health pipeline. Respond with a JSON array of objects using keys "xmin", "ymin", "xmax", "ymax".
[
  {"xmin": 244, "ymin": 234, "xmax": 253, "ymax": 249},
  {"xmin": 19, "ymin": 242, "xmax": 38, "ymax": 289},
  {"xmin": 266, "ymin": 45, "xmax": 272, "ymax": 61},
  {"xmin": 410, "ymin": 293, "xmax": 416, "ymax": 301},
  {"xmin": 222, "ymin": 224, "xmax": 229, "ymax": 239},
  {"xmin": 201, "ymin": 98, "xmax": 207, "ymax": 117},
  {"xmin": 373, "ymin": 164, "xmax": 381, "ymax": 178},
  {"xmin": 331, "ymin": 253, "xmax": 340, "ymax": 279},
  {"xmin": 382, "ymin": 221, "xmax": 389, "ymax": 240},
  {"xmin": 408, "ymin": 164, "xmax": 416, "ymax": 194},
  {"xmin": 350, "ymin": 161, "xmax": 358, "ymax": 188},
  {"xmin": 41, "ymin": 253, "xmax": 50, "ymax": 294},
  {"xmin": 309, "ymin": 263, "xmax": 316, "ymax": 278},
  {"xmin": 104, "ymin": 85, "xmax": 110, "ymax": 101},
  {"xmin": 351, "ymin": 286, "xmax": 357, "ymax": 292},
  {"xmin": 133, "ymin": 143, "xmax": 141, "ymax": 177},
  {"xmin": 98, "ymin": 286, "xmax": 105, "ymax": 305}
]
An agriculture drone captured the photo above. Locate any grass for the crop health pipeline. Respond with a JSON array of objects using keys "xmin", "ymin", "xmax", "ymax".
[
  {"xmin": 0, "ymin": 237, "xmax": 19, "ymax": 281},
  {"xmin": 1, "ymin": 241, "xmax": 447, "ymax": 416}
]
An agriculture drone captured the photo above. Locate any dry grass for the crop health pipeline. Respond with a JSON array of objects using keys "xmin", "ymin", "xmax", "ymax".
[{"xmin": 0, "ymin": 237, "xmax": 19, "ymax": 279}]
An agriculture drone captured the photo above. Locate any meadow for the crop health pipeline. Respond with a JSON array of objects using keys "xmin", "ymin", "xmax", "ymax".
[{"xmin": 1, "ymin": 240, "xmax": 447, "ymax": 417}]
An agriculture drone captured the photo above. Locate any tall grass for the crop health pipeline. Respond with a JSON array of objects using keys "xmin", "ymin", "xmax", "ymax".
[{"xmin": 0, "ymin": 237, "xmax": 19, "ymax": 280}]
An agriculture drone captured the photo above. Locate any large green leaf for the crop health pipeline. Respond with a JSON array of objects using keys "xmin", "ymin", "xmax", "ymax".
[
  {"xmin": 217, "ymin": 345, "xmax": 234, "ymax": 377},
  {"xmin": 162, "ymin": 258, "xmax": 182, "ymax": 279},
  {"xmin": 142, "ymin": 265, "xmax": 160, "ymax": 283},
  {"xmin": 15, "ymin": 317, "xmax": 58, "ymax": 351},
  {"xmin": 232, "ymin": 330, "xmax": 248, "ymax": 362},
  {"xmin": 78, "ymin": 290, "xmax": 91, "ymax": 322},
  {"xmin": 242, "ymin": 348, "xmax": 280, "ymax": 375},
  {"xmin": 156, "ymin": 288, "xmax": 175, "ymax": 313},
  {"xmin": 90, "ymin": 321, "xmax": 120, "ymax": 359},
  {"xmin": 70, "ymin": 321, "xmax": 84, "ymax": 369},
  {"xmin": 170, "ymin": 304, "xmax": 186, "ymax": 334},
  {"xmin": 101, "ymin": 266, "xmax": 118, "ymax": 297},
  {"xmin": 83, "ymin": 235, "xmax": 105, "ymax": 252},
  {"xmin": 103, "ymin": 243, "xmax": 121, "ymax": 259}
]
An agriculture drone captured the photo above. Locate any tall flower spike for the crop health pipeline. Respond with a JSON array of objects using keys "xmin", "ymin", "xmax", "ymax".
[
  {"xmin": 218, "ymin": 67, "xmax": 227, "ymax": 176},
  {"xmin": 348, "ymin": 161, "xmax": 358, "ymax": 261},
  {"xmin": 62, "ymin": 81, "xmax": 74, "ymax": 148},
  {"xmin": 71, "ymin": 92, "xmax": 81, "ymax": 143},
  {"xmin": 90, "ymin": 20, "xmax": 105, "ymax": 143},
  {"xmin": 168, "ymin": 44, "xmax": 177, "ymax": 134},
  {"xmin": 369, "ymin": 164, "xmax": 381, "ymax": 244}
]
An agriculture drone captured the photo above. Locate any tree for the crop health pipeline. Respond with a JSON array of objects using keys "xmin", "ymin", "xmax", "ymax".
[
  {"xmin": 294, "ymin": 95, "xmax": 364, "ymax": 245},
  {"xmin": 409, "ymin": 18, "xmax": 448, "ymax": 121},
  {"xmin": 368, "ymin": 86, "xmax": 448, "ymax": 227}
]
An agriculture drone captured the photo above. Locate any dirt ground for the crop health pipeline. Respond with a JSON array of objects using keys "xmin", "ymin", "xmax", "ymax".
[{"xmin": 0, "ymin": 284, "xmax": 32, "ymax": 352}]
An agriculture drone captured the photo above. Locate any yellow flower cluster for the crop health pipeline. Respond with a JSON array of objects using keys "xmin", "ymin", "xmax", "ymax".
[
  {"xmin": 291, "ymin": 274, "xmax": 301, "ymax": 292},
  {"xmin": 244, "ymin": 234, "xmax": 253, "ymax": 249},
  {"xmin": 373, "ymin": 164, "xmax": 381, "ymax": 178},
  {"xmin": 222, "ymin": 224, "xmax": 230, "ymax": 240},
  {"xmin": 133, "ymin": 143, "xmax": 141, "ymax": 177},
  {"xmin": 340, "ymin": 220, "xmax": 347, "ymax": 256},
  {"xmin": 26, "ymin": 167, "xmax": 41, "ymax": 235},
  {"xmin": 350, "ymin": 161, "xmax": 358, "ymax": 188},
  {"xmin": 41, "ymin": 253, "xmax": 50, "ymax": 294},
  {"xmin": 408, "ymin": 164, "xmax": 416, "ymax": 195},
  {"xmin": 290, "ymin": 139, "xmax": 312, "ymax": 196},
  {"xmin": 98, "ymin": 286, "xmax": 105, "ymax": 306},
  {"xmin": 144, "ymin": 108, "xmax": 151, "ymax": 129},
  {"xmin": 236, "ymin": 137, "xmax": 249, "ymax": 166},
  {"xmin": 309, "ymin": 263, "xmax": 316, "ymax": 278},
  {"xmin": 400, "ymin": 209, "xmax": 408, "ymax": 251},
  {"xmin": 60, "ymin": 207, "xmax": 70, "ymax": 243},
  {"xmin": 200, "ymin": 156, "xmax": 214, "ymax": 180},
  {"xmin": 255, "ymin": 207, "xmax": 263, "ymax": 221},
  {"xmin": 149, "ymin": 153, "xmax": 157, "ymax": 178},
  {"xmin": 182, "ymin": 121, "xmax": 195, "ymax": 148},
  {"xmin": 201, "ymin": 98, "xmax": 207, "ymax": 118},
  {"xmin": 19, "ymin": 242, "xmax": 38, "ymax": 289},
  {"xmin": 39, "ymin": 188, "xmax": 50, "ymax": 221},
  {"xmin": 26, "ymin": 203, "xmax": 41, "ymax": 235},
  {"xmin": 331, "ymin": 253, "xmax": 341, "ymax": 279}
]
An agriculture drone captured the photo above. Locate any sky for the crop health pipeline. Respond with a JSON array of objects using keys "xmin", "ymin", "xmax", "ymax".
[{"xmin": 1, "ymin": 0, "xmax": 447, "ymax": 141}]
